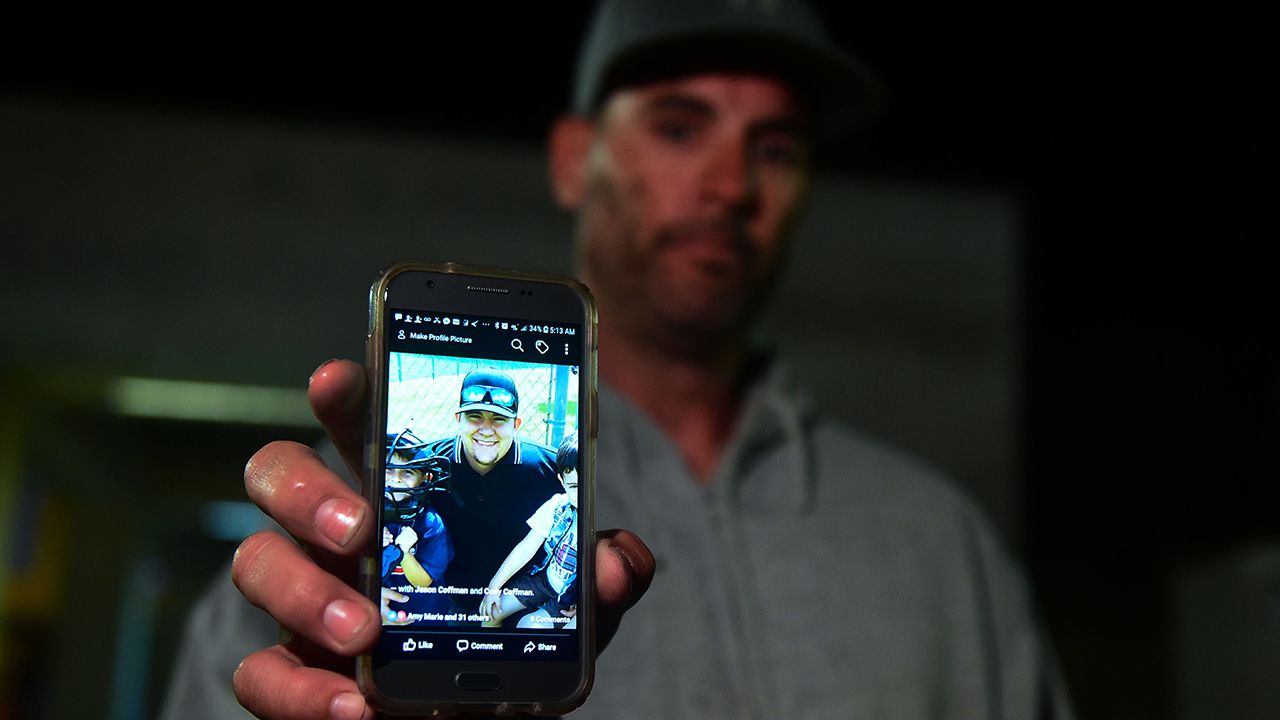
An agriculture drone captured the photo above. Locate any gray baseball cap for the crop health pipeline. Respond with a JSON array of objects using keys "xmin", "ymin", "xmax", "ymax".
[{"xmin": 572, "ymin": 0, "xmax": 882, "ymax": 137}]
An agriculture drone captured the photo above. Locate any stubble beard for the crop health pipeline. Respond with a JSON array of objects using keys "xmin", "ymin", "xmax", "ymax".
[
  {"xmin": 467, "ymin": 436, "xmax": 504, "ymax": 467},
  {"xmin": 579, "ymin": 180, "xmax": 777, "ymax": 361}
]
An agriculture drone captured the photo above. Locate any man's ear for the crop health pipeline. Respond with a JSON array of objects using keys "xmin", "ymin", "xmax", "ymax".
[
  {"xmin": 514, "ymin": 417, "xmax": 523, "ymax": 432},
  {"xmin": 548, "ymin": 114, "xmax": 594, "ymax": 210}
]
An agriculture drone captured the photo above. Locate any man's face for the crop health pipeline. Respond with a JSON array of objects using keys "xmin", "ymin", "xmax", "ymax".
[
  {"xmin": 457, "ymin": 410, "xmax": 519, "ymax": 469},
  {"xmin": 567, "ymin": 73, "xmax": 811, "ymax": 352},
  {"xmin": 560, "ymin": 468, "xmax": 579, "ymax": 508}
]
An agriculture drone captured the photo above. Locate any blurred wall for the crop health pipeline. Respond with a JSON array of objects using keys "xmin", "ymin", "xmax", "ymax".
[
  {"xmin": 0, "ymin": 96, "xmax": 1020, "ymax": 719},
  {"xmin": 0, "ymin": 96, "xmax": 1022, "ymax": 530}
]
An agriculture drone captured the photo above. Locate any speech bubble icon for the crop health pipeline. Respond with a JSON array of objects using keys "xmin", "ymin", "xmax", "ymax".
[{"xmin": 456, "ymin": 639, "xmax": 469, "ymax": 652}]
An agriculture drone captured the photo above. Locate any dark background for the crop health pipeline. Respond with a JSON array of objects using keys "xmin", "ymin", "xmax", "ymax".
[{"xmin": 1, "ymin": 5, "xmax": 1273, "ymax": 719}]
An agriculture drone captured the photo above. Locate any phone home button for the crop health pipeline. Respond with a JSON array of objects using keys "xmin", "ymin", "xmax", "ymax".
[{"xmin": 455, "ymin": 672, "xmax": 503, "ymax": 691}]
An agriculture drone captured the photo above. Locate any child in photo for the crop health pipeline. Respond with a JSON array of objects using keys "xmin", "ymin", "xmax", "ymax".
[
  {"xmin": 381, "ymin": 429, "xmax": 454, "ymax": 625},
  {"xmin": 479, "ymin": 432, "xmax": 580, "ymax": 628}
]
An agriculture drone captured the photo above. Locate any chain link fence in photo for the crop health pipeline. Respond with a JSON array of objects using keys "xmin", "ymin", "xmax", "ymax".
[{"xmin": 387, "ymin": 353, "xmax": 579, "ymax": 449}]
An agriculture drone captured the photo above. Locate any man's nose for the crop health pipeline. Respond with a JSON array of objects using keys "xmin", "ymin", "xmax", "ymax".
[{"xmin": 701, "ymin": 139, "xmax": 758, "ymax": 212}]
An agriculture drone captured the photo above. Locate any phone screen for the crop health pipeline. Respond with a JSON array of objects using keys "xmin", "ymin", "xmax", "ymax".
[
  {"xmin": 377, "ymin": 312, "xmax": 584, "ymax": 658},
  {"xmin": 363, "ymin": 265, "xmax": 595, "ymax": 711}
]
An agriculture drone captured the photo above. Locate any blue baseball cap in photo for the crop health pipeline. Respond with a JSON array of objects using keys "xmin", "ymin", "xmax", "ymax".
[{"xmin": 458, "ymin": 370, "xmax": 520, "ymax": 418}]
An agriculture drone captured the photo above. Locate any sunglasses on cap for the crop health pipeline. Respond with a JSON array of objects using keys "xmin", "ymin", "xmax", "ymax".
[{"xmin": 460, "ymin": 384, "xmax": 517, "ymax": 413}]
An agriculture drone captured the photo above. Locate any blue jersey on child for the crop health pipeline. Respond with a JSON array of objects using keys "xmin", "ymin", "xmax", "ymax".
[{"xmin": 382, "ymin": 507, "xmax": 454, "ymax": 618}]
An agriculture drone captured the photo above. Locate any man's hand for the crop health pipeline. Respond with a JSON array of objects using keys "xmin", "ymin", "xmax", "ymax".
[{"xmin": 230, "ymin": 359, "xmax": 655, "ymax": 720}]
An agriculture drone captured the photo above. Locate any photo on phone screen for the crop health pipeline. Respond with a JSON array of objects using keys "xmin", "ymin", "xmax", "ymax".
[{"xmin": 380, "ymin": 353, "xmax": 580, "ymax": 630}]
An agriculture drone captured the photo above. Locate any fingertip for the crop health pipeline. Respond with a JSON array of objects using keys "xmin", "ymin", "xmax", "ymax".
[
  {"xmin": 322, "ymin": 598, "xmax": 376, "ymax": 647},
  {"xmin": 231, "ymin": 530, "xmax": 283, "ymax": 596},
  {"xmin": 234, "ymin": 646, "xmax": 370, "ymax": 720},
  {"xmin": 595, "ymin": 542, "xmax": 631, "ymax": 606},
  {"xmin": 596, "ymin": 529, "xmax": 655, "ymax": 608},
  {"xmin": 329, "ymin": 691, "xmax": 374, "ymax": 720},
  {"xmin": 244, "ymin": 440, "xmax": 295, "ymax": 501},
  {"xmin": 308, "ymin": 358, "xmax": 351, "ymax": 390},
  {"xmin": 308, "ymin": 359, "xmax": 366, "ymax": 415},
  {"xmin": 315, "ymin": 496, "xmax": 369, "ymax": 551}
]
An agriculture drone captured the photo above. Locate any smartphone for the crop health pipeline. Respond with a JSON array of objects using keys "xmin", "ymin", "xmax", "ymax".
[{"xmin": 358, "ymin": 262, "xmax": 597, "ymax": 716}]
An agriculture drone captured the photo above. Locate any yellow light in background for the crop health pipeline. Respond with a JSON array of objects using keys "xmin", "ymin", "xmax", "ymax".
[{"xmin": 106, "ymin": 377, "xmax": 318, "ymax": 427}]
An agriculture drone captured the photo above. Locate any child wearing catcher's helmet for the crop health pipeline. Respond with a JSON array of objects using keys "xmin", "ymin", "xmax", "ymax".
[{"xmin": 380, "ymin": 428, "xmax": 455, "ymax": 625}]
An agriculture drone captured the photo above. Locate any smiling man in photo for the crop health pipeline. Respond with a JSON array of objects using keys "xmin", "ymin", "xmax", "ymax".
[{"xmin": 416, "ymin": 369, "xmax": 562, "ymax": 598}]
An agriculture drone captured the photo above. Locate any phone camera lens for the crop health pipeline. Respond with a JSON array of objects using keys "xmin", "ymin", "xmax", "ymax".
[{"xmin": 426, "ymin": 280, "xmax": 435, "ymax": 289}]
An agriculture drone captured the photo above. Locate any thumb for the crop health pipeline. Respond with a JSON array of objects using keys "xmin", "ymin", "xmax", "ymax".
[{"xmin": 594, "ymin": 529, "xmax": 655, "ymax": 654}]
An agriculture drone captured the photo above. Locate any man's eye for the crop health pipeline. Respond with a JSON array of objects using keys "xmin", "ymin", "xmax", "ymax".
[
  {"xmin": 755, "ymin": 138, "xmax": 801, "ymax": 165},
  {"xmin": 656, "ymin": 122, "xmax": 696, "ymax": 144}
]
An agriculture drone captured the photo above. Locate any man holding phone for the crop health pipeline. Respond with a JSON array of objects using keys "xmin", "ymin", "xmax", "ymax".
[{"xmin": 165, "ymin": 1, "xmax": 1072, "ymax": 718}]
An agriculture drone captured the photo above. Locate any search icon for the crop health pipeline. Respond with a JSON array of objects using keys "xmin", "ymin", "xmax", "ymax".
[{"xmin": 511, "ymin": 338, "xmax": 524, "ymax": 352}]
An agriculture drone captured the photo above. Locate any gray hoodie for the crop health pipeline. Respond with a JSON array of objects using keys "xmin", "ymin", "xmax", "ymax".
[
  {"xmin": 580, "ymin": 366, "xmax": 1072, "ymax": 719},
  {"xmin": 162, "ymin": 367, "xmax": 1072, "ymax": 719}
]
